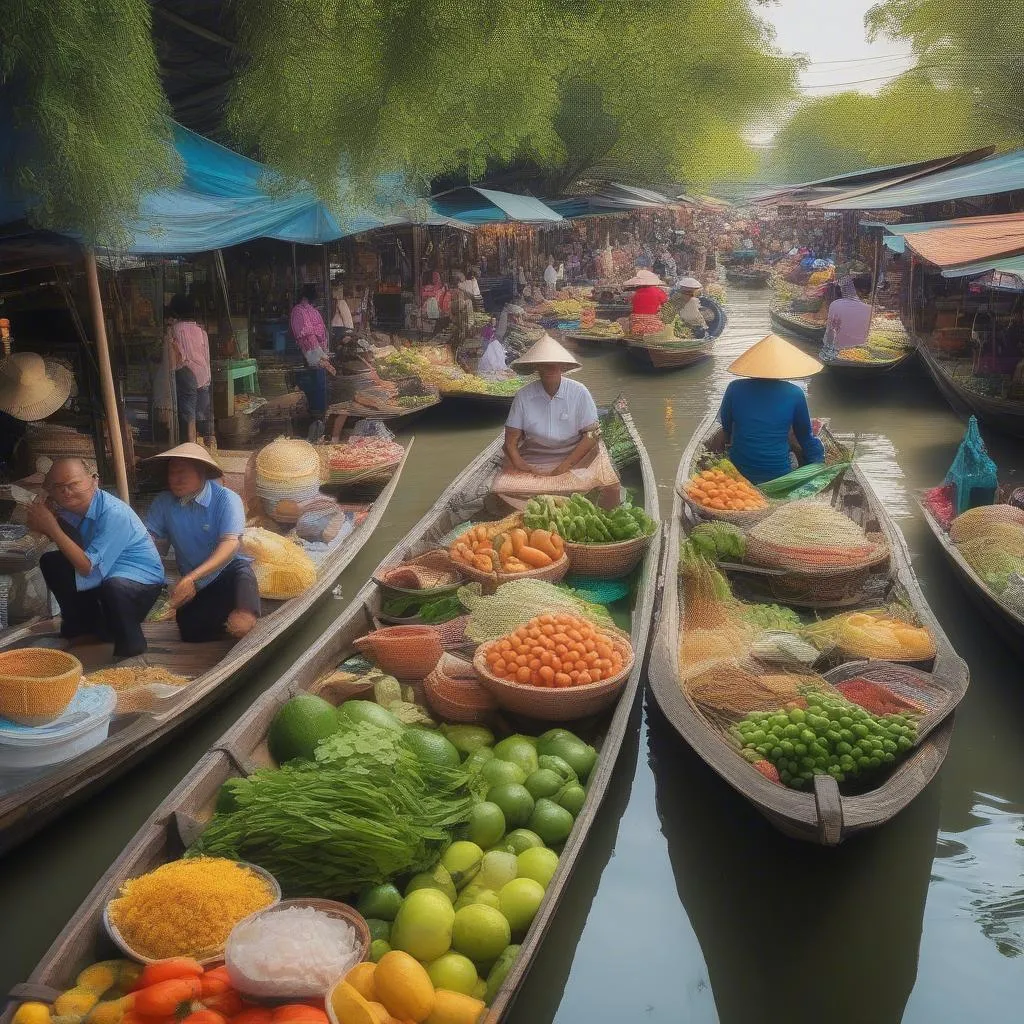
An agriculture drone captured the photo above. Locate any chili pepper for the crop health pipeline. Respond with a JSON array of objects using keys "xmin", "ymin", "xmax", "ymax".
[
  {"xmin": 182, "ymin": 1011, "xmax": 227, "ymax": 1024},
  {"xmin": 132, "ymin": 962, "xmax": 204, "ymax": 993},
  {"xmin": 133, "ymin": 978, "xmax": 202, "ymax": 1017}
]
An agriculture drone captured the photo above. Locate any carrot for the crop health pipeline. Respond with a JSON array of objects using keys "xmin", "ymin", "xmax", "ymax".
[
  {"xmin": 198, "ymin": 969, "xmax": 232, "ymax": 999},
  {"xmin": 199, "ymin": 994, "xmax": 243, "ymax": 1018},
  {"xmin": 134, "ymin": 979, "xmax": 202, "ymax": 1017},
  {"xmin": 132, "ymin": 962, "xmax": 204, "ymax": 992}
]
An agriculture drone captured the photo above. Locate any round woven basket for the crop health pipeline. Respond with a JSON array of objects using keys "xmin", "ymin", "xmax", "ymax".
[
  {"xmin": 453, "ymin": 553, "xmax": 569, "ymax": 597},
  {"xmin": 353, "ymin": 625, "xmax": 443, "ymax": 679},
  {"xmin": 256, "ymin": 438, "xmax": 321, "ymax": 483},
  {"xmin": 229, "ymin": 898, "xmax": 371, "ymax": 1000},
  {"xmin": 679, "ymin": 488, "xmax": 772, "ymax": 529},
  {"xmin": 0, "ymin": 648, "xmax": 83, "ymax": 725},
  {"xmin": 472, "ymin": 630, "xmax": 634, "ymax": 721},
  {"xmin": 564, "ymin": 530, "xmax": 654, "ymax": 579},
  {"xmin": 423, "ymin": 661, "xmax": 497, "ymax": 723}
]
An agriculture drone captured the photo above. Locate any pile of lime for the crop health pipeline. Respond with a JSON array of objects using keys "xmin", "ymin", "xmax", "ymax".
[{"xmin": 356, "ymin": 724, "xmax": 597, "ymax": 1007}]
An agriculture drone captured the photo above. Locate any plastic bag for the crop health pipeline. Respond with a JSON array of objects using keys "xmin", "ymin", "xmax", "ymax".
[
  {"xmin": 351, "ymin": 418, "xmax": 395, "ymax": 441},
  {"xmin": 759, "ymin": 461, "xmax": 851, "ymax": 501},
  {"xmin": 943, "ymin": 416, "xmax": 998, "ymax": 515}
]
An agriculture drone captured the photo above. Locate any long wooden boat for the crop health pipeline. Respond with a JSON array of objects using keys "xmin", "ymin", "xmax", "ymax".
[
  {"xmin": 648, "ymin": 414, "xmax": 969, "ymax": 845},
  {"xmin": 917, "ymin": 340, "xmax": 1024, "ymax": 439},
  {"xmin": 769, "ymin": 300, "xmax": 827, "ymax": 344},
  {"xmin": 0, "ymin": 447, "xmax": 411, "ymax": 854},
  {"xmin": 725, "ymin": 268, "xmax": 771, "ymax": 287},
  {"xmin": 624, "ymin": 297, "xmax": 727, "ymax": 371},
  {"xmin": 2, "ymin": 405, "xmax": 661, "ymax": 1023},
  {"xmin": 820, "ymin": 347, "xmax": 917, "ymax": 377},
  {"xmin": 920, "ymin": 499, "xmax": 1024, "ymax": 656}
]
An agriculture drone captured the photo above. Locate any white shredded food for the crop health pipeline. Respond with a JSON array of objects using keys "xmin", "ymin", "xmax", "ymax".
[{"xmin": 226, "ymin": 905, "xmax": 361, "ymax": 997}]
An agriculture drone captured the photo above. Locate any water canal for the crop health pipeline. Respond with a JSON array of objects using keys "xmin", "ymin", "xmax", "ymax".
[{"xmin": 2, "ymin": 288, "xmax": 1023, "ymax": 1023}]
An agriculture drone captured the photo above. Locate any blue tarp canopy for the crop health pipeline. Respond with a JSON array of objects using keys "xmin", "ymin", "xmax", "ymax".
[
  {"xmin": 430, "ymin": 186, "xmax": 563, "ymax": 224},
  {"xmin": 822, "ymin": 149, "xmax": 1024, "ymax": 211},
  {"xmin": 0, "ymin": 123, "xmax": 455, "ymax": 255},
  {"xmin": 942, "ymin": 254, "xmax": 1024, "ymax": 282}
]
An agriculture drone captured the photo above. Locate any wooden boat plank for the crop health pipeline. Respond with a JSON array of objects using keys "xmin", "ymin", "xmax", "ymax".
[
  {"xmin": 0, "ymin": 444, "xmax": 413, "ymax": 854},
  {"xmin": 769, "ymin": 303, "xmax": 826, "ymax": 344},
  {"xmin": 648, "ymin": 412, "xmax": 969, "ymax": 844},
  {"xmin": 2, "ymin": 407, "xmax": 661, "ymax": 1024}
]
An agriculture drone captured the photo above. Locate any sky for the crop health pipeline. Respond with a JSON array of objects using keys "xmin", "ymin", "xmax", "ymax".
[{"xmin": 748, "ymin": 0, "xmax": 918, "ymax": 145}]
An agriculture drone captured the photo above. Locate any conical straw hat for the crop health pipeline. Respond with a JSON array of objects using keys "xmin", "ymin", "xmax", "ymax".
[
  {"xmin": 512, "ymin": 333, "xmax": 581, "ymax": 373},
  {"xmin": 728, "ymin": 334, "xmax": 823, "ymax": 380},
  {"xmin": 623, "ymin": 269, "xmax": 665, "ymax": 288},
  {"xmin": 0, "ymin": 352, "xmax": 73, "ymax": 422},
  {"xmin": 141, "ymin": 442, "xmax": 224, "ymax": 478}
]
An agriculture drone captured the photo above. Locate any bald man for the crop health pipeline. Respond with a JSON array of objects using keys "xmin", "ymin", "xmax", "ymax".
[{"xmin": 28, "ymin": 458, "xmax": 165, "ymax": 658}]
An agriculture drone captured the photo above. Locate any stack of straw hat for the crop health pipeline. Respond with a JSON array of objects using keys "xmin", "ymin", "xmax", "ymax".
[{"xmin": 255, "ymin": 437, "xmax": 323, "ymax": 524}]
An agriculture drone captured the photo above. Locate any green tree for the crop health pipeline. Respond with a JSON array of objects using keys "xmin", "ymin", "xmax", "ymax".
[
  {"xmin": 866, "ymin": 0, "xmax": 1024, "ymax": 148},
  {"xmin": 2, "ymin": 0, "xmax": 179, "ymax": 244},
  {"xmin": 766, "ymin": 76, "xmax": 990, "ymax": 183}
]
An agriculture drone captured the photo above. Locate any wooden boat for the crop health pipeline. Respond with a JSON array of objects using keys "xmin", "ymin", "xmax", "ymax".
[
  {"xmin": 624, "ymin": 298, "xmax": 727, "ymax": 371},
  {"xmin": 769, "ymin": 300, "xmax": 827, "ymax": 344},
  {"xmin": 920, "ymin": 498, "xmax": 1024, "ymax": 656},
  {"xmin": 2, "ymin": 405, "xmax": 660, "ymax": 1023},
  {"xmin": 0, "ymin": 448, "xmax": 411, "ymax": 854},
  {"xmin": 648, "ymin": 414, "xmax": 969, "ymax": 845},
  {"xmin": 725, "ymin": 267, "xmax": 771, "ymax": 287},
  {"xmin": 918, "ymin": 340, "xmax": 1024, "ymax": 439},
  {"xmin": 820, "ymin": 346, "xmax": 917, "ymax": 377}
]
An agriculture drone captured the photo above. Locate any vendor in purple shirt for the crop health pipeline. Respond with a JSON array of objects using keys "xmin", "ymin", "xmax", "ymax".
[{"xmin": 719, "ymin": 334, "xmax": 825, "ymax": 485}]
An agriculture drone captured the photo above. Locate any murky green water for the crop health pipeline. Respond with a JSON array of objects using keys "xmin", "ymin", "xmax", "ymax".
[{"xmin": 3, "ymin": 289, "xmax": 1024, "ymax": 1023}]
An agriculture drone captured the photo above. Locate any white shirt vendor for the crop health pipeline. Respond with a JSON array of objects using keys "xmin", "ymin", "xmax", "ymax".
[{"xmin": 506, "ymin": 376, "xmax": 598, "ymax": 444}]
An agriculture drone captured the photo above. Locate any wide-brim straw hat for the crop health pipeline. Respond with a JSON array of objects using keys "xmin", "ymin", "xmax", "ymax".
[
  {"xmin": 512, "ymin": 334, "xmax": 581, "ymax": 373},
  {"xmin": 0, "ymin": 352, "xmax": 74, "ymax": 422},
  {"xmin": 141, "ymin": 442, "xmax": 224, "ymax": 478},
  {"xmin": 676, "ymin": 276, "xmax": 703, "ymax": 291},
  {"xmin": 256, "ymin": 437, "xmax": 322, "ymax": 482},
  {"xmin": 623, "ymin": 269, "xmax": 666, "ymax": 288},
  {"xmin": 728, "ymin": 333, "xmax": 823, "ymax": 380}
]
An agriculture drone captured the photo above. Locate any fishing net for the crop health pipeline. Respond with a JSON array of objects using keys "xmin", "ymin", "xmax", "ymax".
[
  {"xmin": 241, "ymin": 528, "xmax": 318, "ymax": 600},
  {"xmin": 943, "ymin": 416, "xmax": 998, "ymax": 515},
  {"xmin": 745, "ymin": 501, "xmax": 886, "ymax": 572},
  {"xmin": 683, "ymin": 658, "xmax": 830, "ymax": 716},
  {"xmin": 803, "ymin": 608, "xmax": 936, "ymax": 662}
]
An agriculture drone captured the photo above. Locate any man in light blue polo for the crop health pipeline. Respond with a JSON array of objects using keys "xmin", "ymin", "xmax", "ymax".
[
  {"xmin": 143, "ymin": 443, "xmax": 260, "ymax": 643},
  {"xmin": 29, "ymin": 458, "xmax": 165, "ymax": 659}
]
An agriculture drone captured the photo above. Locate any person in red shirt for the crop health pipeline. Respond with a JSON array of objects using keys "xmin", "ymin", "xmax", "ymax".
[{"xmin": 624, "ymin": 269, "xmax": 669, "ymax": 335}]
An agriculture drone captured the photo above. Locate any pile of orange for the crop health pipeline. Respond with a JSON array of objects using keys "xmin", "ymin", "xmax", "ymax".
[
  {"xmin": 686, "ymin": 468, "xmax": 767, "ymax": 512},
  {"xmin": 483, "ymin": 613, "xmax": 626, "ymax": 688}
]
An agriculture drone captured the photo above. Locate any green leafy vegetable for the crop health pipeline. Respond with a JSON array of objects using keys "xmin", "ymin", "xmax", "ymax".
[
  {"xmin": 419, "ymin": 595, "xmax": 464, "ymax": 623},
  {"xmin": 689, "ymin": 522, "xmax": 747, "ymax": 561},
  {"xmin": 739, "ymin": 603, "xmax": 804, "ymax": 631}
]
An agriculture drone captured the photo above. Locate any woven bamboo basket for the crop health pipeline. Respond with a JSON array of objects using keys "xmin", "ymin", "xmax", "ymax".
[
  {"xmin": 454, "ymin": 553, "xmax": 569, "ymax": 597},
  {"xmin": 233, "ymin": 899, "xmax": 371, "ymax": 1000},
  {"xmin": 374, "ymin": 549, "xmax": 463, "ymax": 596},
  {"xmin": 564, "ymin": 530, "xmax": 655, "ymax": 579},
  {"xmin": 353, "ymin": 625, "xmax": 443, "ymax": 679},
  {"xmin": 472, "ymin": 629, "xmax": 634, "ymax": 721},
  {"xmin": 0, "ymin": 648, "xmax": 83, "ymax": 725},
  {"xmin": 423, "ymin": 657, "xmax": 497, "ymax": 723},
  {"xmin": 679, "ymin": 488, "xmax": 772, "ymax": 528}
]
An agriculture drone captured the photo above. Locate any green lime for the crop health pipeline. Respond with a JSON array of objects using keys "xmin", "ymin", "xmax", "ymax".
[
  {"xmin": 492, "ymin": 735, "xmax": 539, "ymax": 777},
  {"xmin": 370, "ymin": 939, "xmax": 391, "ymax": 963},
  {"xmin": 427, "ymin": 951, "xmax": 479, "ymax": 995},
  {"xmin": 405, "ymin": 863, "xmax": 457, "ymax": 903},
  {"xmin": 528, "ymin": 798, "xmax": 574, "ymax": 846},
  {"xmin": 452, "ymin": 904, "xmax": 512, "ymax": 963},
  {"xmin": 391, "ymin": 888, "xmax": 455, "ymax": 961},
  {"xmin": 481, "ymin": 758, "xmax": 526, "ymax": 788},
  {"xmin": 336, "ymin": 698, "xmax": 404, "ymax": 732},
  {"xmin": 365, "ymin": 918, "xmax": 392, "ymax": 943},
  {"xmin": 357, "ymin": 882, "xmax": 404, "ymax": 921},
  {"xmin": 502, "ymin": 829, "xmax": 545, "ymax": 855},
  {"xmin": 557, "ymin": 783, "xmax": 585, "ymax": 817},
  {"xmin": 440, "ymin": 723, "xmax": 495, "ymax": 756},
  {"xmin": 516, "ymin": 847, "xmax": 559, "ymax": 889},
  {"xmin": 402, "ymin": 727, "xmax": 462, "ymax": 768},
  {"xmin": 467, "ymin": 802, "xmax": 506, "ymax": 849},
  {"xmin": 267, "ymin": 693, "xmax": 341, "ymax": 764},
  {"xmin": 484, "ymin": 944, "xmax": 520, "ymax": 1006},
  {"xmin": 463, "ymin": 746, "xmax": 495, "ymax": 776},
  {"xmin": 486, "ymin": 783, "xmax": 535, "ymax": 829},
  {"xmin": 524, "ymin": 768, "xmax": 562, "ymax": 801},
  {"xmin": 478, "ymin": 850, "xmax": 519, "ymax": 891},
  {"xmin": 440, "ymin": 841, "xmax": 484, "ymax": 890},
  {"xmin": 499, "ymin": 877, "xmax": 545, "ymax": 936}
]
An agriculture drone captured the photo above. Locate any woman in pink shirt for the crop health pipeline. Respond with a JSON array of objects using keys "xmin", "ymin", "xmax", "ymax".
[
  {"xmin": 166, "ymin": 294, "xmax": 212, "ymax": 443},
  {"xmin": 823, "ymin": 277, "xmax": 872, "ymax": 355}
]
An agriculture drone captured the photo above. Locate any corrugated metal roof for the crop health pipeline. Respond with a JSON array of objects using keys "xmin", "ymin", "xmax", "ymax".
[
  {"xmin": 431, "ymin": 186, "xmax": 563, "ymax": 224},
  {"xmin": 902, "ymin": 213, "xmax": 1024, "ymax": 268},
  {"xmin": 822, "ymin": 148, "xmax": 1024, "ymax": 210}
]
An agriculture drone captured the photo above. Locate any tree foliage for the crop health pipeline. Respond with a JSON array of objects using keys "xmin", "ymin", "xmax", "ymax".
[
  {"xmin": 766, "ymin": 76, "xmax": 990, "ymax": 183},
  {"xmin": 1, "ymin": 0, "xmax": 179, "ymax": 244},
  {"xmin": 866, "ymin": 0, "xmax": 1024, "ymax": 148}
]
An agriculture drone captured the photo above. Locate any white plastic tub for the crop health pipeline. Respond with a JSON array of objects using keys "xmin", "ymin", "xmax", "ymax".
[{"xmin": 0, "ymin": 685, "xmax": 116, "ymax": 771}]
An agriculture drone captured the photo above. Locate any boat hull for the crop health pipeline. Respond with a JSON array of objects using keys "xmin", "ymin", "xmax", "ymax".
[
  {"xmin": 769, "ymin": 305, "xmax": 826, "ymax": 344},
  {"xmin": 820, "ymin": 348, "xmax": 917, "ymax": 377}
]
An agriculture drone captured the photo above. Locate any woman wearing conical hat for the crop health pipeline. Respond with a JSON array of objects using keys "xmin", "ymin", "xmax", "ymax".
[
  {"xmin": 719, "ymin": 334, "xmax": 825, "ymax": 484},
  {"xmin": 495, "ymin": 334, "xmax": 620, "ymax": 508}
]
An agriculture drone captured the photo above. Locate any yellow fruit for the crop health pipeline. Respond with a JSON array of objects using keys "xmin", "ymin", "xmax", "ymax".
[
  {"xmin": 13, "ymin": 1004, "xmax": 52, "ymax": 1024},
  {"xmin": 364, "ymin": 1004, "xmax": 393, "ymax": 1024},
  {"xmin": 345, "ymin": 962, "xmax": 379, "ymax": 1003},
  {"xmin": 424, "ymin": 990, "xmax": 486, "ymax": 1024},
  {"xmin": 374, "ymin": 951, "xmax": 436, "ymax": 1023},
  {"xmin": 330, "ymin": 981, "xmax": 379, "ymax": 1024},
  {"xmin": 84, "ymin": 999, "xmax": 132, "ymax": 1024},
  {"xmin": 54, "ymin": 990, "xmax": 99, "ymax": 1022},
  {"xmin": 74, "ymin": 963, "xmax": 119, "ymax": 998}
]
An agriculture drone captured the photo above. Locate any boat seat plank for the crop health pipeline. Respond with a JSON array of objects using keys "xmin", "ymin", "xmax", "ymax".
[{"xmin": 813, "ymin": 775, "xmax": 843, "ymax": 846}]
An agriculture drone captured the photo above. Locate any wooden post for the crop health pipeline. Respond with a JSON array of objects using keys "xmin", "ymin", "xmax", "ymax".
[
  {"xmin": 869, "ymin": 235, "xmax": 881, "ymax": 318},
  {"xmin": 84, "ymin": 251, "xmax": 130, "ymax": 502},
  {"xmin": 412, "ymin": 225, "xmax": 423, "ymax": 337}
]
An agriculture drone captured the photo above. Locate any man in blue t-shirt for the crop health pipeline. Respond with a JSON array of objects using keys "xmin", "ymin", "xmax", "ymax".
[{"xmin": 144, "ymin": 443, "xmax": 260, "ymax": 643}]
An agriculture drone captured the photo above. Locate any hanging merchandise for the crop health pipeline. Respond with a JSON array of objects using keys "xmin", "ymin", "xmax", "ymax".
[{"xmin": 942, "ymin": 416, "xmax": 998, "ymax": 515}]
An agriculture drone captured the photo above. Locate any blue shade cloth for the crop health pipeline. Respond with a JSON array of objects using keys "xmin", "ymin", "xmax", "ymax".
[
  {"xmin": 58, "ymin": 489, "xmax": 165, "ymax": 590},
  {"xmin": 823, "ymin": 149, "xmax": 1024, "ymax": 211},
  {"xmin": 145, "ymin": 480, "xmax": 249, "ymax": 586},
  {"xmin": 719, "ymin": 378, "xmax": 824, "ymax": 485},
  {"xmin": 430, "ymin": 186, "xmax": 562, "ymax": 224}
]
